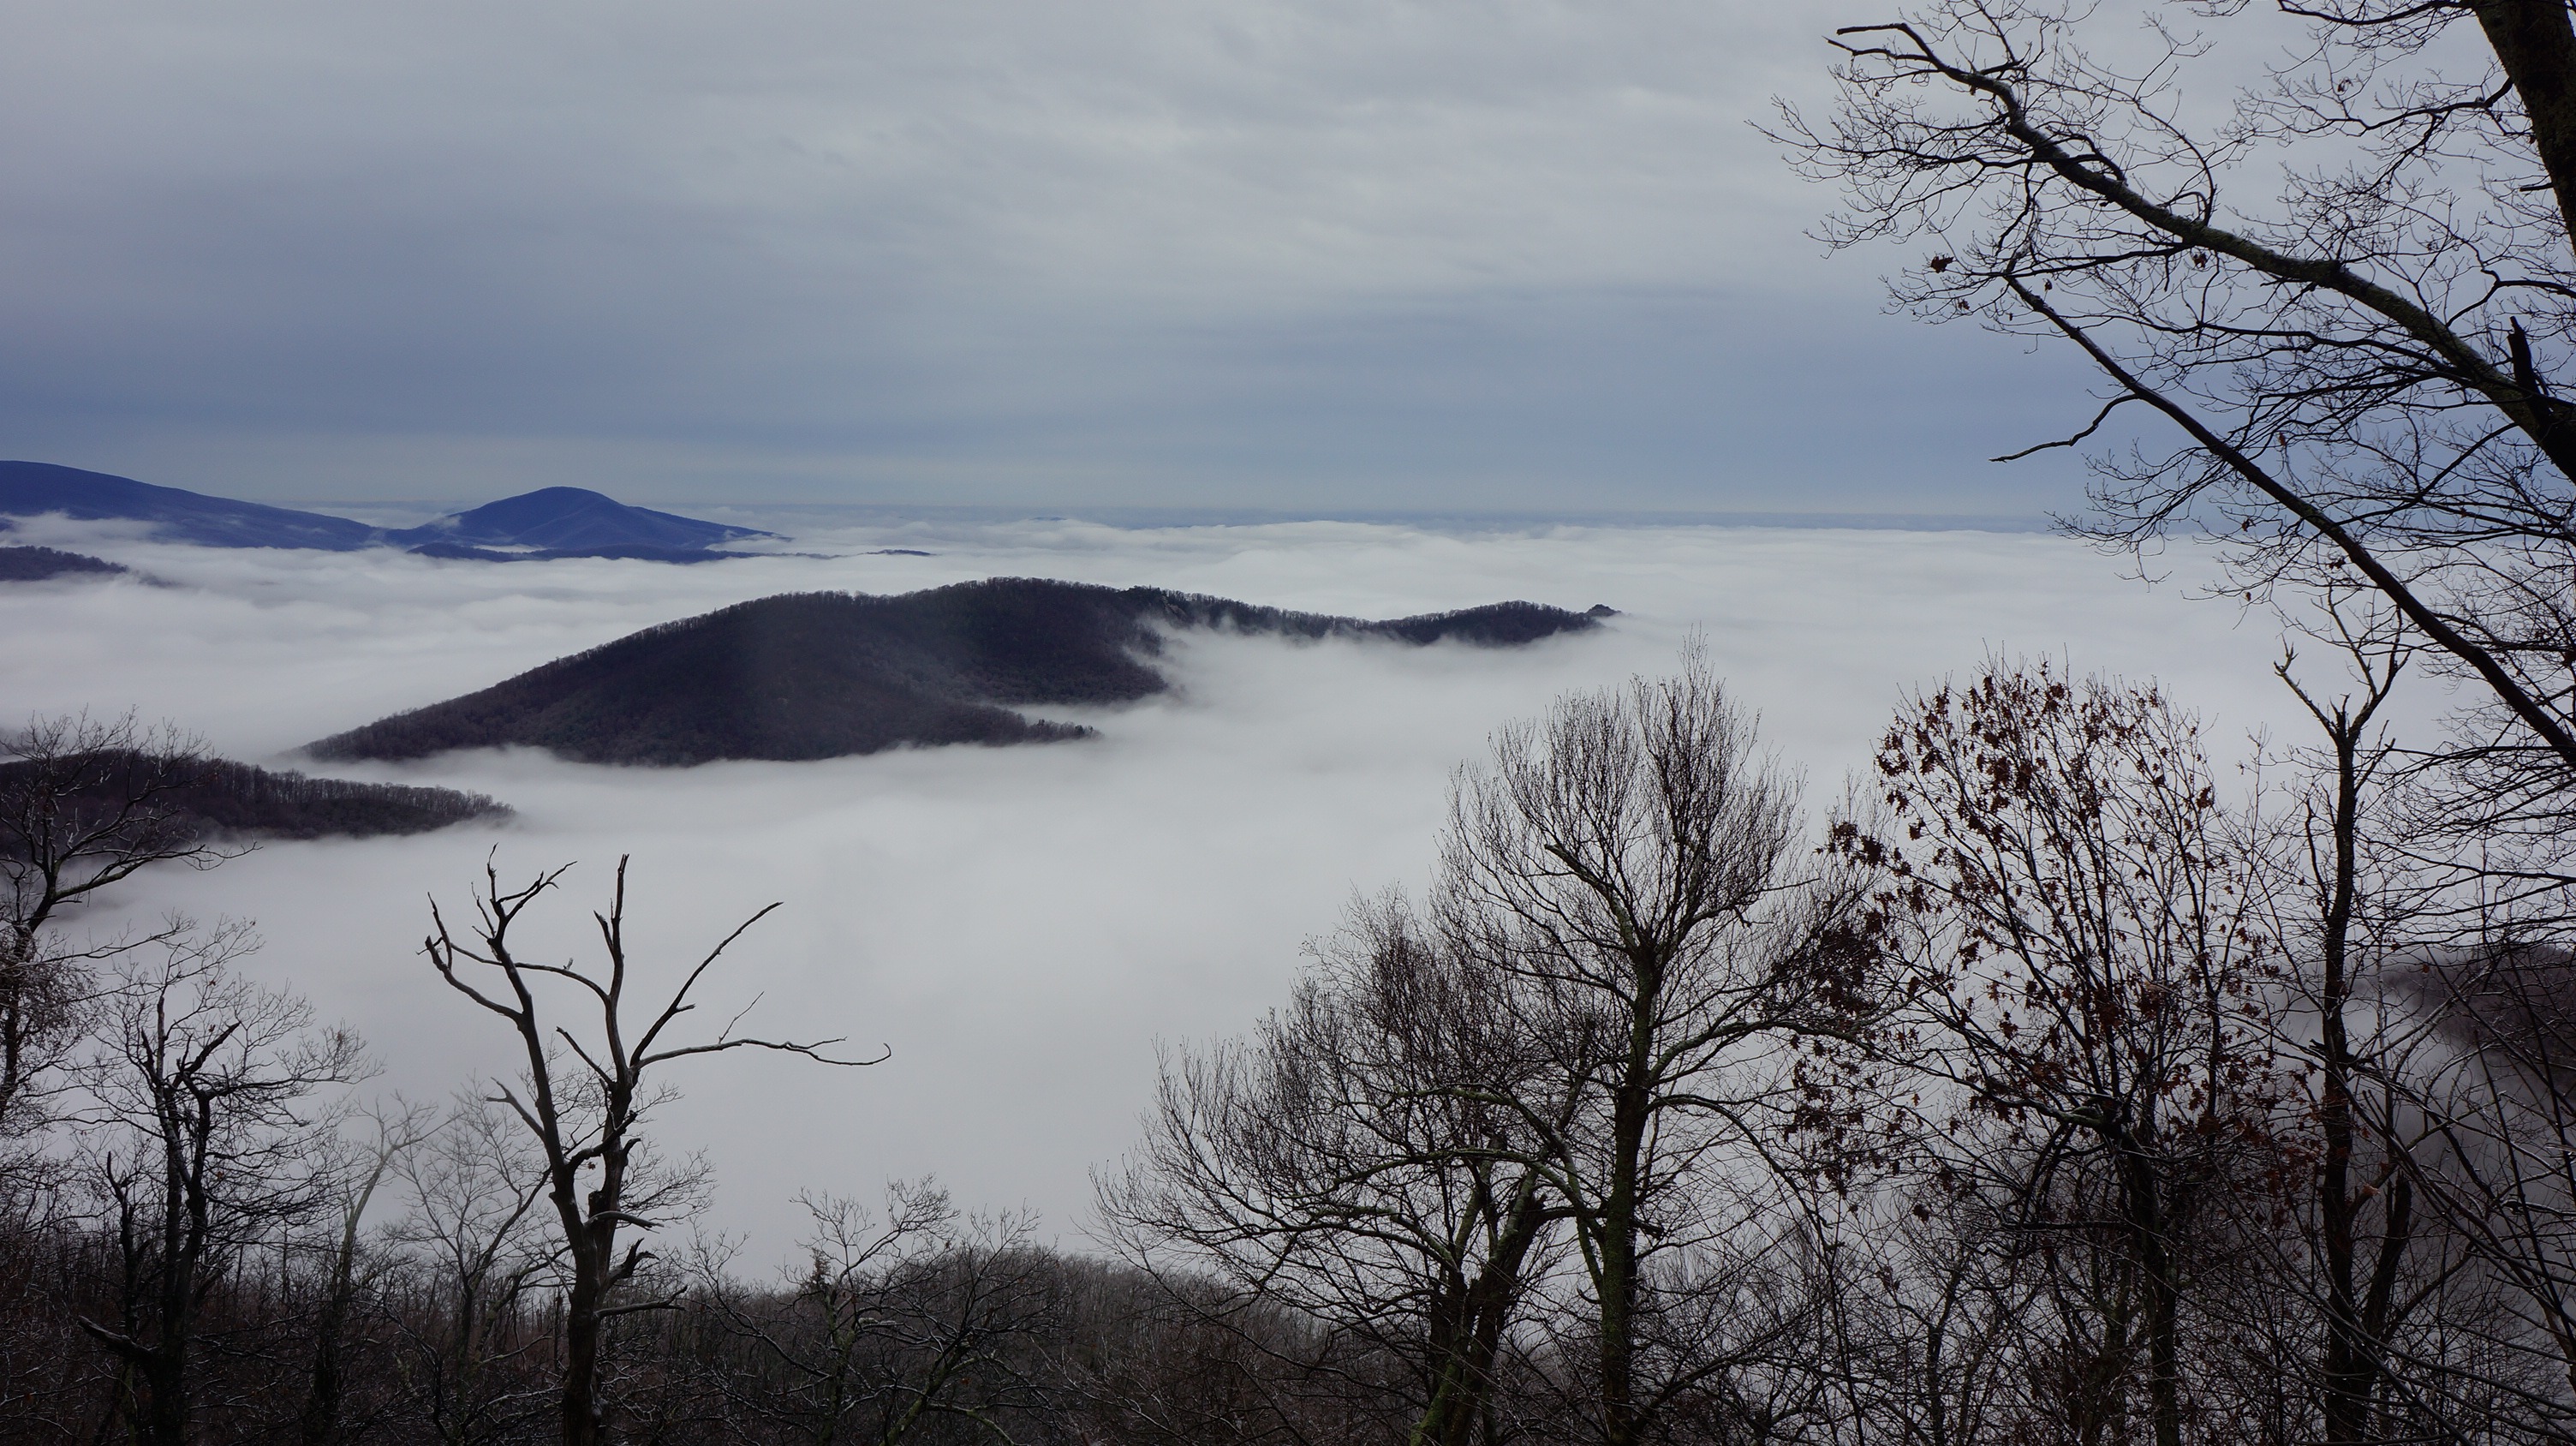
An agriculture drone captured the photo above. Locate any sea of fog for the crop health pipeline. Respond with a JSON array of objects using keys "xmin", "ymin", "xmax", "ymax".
[{"xmin": 0, "ymin": 511, "xmax": 2352, "ymax": 1264}]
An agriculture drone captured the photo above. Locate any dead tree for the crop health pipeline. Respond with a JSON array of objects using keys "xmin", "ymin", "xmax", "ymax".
[{"xmin": 421, "ymin": 854, "xmax": 870, "ymax": 1446}]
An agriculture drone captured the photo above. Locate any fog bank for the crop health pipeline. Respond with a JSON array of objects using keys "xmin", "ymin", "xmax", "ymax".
[{"xmin": 2, "ymin": 516, "xmax": 2307, "ymax": 1259}]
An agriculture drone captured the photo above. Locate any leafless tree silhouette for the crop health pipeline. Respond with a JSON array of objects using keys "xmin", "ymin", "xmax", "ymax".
[
  {"xmin": 1100, "ymin": 891, "xmax": 1575, "ymax": 1446},
  {"xmin": 422, "ymin": 855, "xmax": 875, "ymax": 1446},
  {"xmin": 0, "ymin": 712, "xmax": 235, "ymax": 1143},
  {"xmin": 75, "ymin": 929, "xmax": 368, "ymax": 1446},
  {"xmin": 1777, "ymin": 2, "xmax": 2576, "ymax": 892},
  {"xmin": 1440, "ymin": 653, "xmax": 1874, "ymax": 1446}
]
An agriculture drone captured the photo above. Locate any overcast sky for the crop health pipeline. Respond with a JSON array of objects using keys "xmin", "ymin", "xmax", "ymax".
[{"xmin": 2, "ymin": 1, "xmax": 2114, "ymax": 516}]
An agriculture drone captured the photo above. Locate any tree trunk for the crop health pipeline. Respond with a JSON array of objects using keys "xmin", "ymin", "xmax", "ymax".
[
  {"xmin": 2118, "ymin": 1140, "xmax": 2183, "ymax": 1446},
  {"xmin": 2477, "ymin": 1, "xmax": 2576, "ymax": 264},
  {"xmin": 145, "ymin": 1137, "xmax": 200, "ymax": 1446},
  {"xmin": 1414, "ymin": 1272, "xmax": 1474, "ymax": 1446},
  {"xmin": 2306, "ymin": 684, "xmax": 2410, "ymax": 1446},
  {"xmin": 140, "ymin": 1350, "xmax": 188, "ymax": 1446},
  {"xmin": 2317, "ymin": 725, "xmax": 2372, "ymax": 1446},
  {"xmin": 561, "ymin": 1227, "xmax": 608, "ymax": 1446},
  {"xmin": 1598, "ymin": 1067, "xmax": 1649, "ymax": 1446},
  {"xmin": 298, "ymin": 1267, "xmax": 355, "ymax": 1446},
  {"xmin": 1413, "ymin": 1181, "xmax": 1547, "ymax": 1446}
]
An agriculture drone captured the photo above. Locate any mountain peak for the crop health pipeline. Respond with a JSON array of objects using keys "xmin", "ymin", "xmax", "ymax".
[{"xmin": 388, "ymin": 487, "xmax": 771, "ymax": 553}]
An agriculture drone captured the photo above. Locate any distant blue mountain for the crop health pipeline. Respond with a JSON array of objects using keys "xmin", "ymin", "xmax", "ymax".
[
  {"xmin": 0, "ymin": 465, "xmax": 771, "ymax": 558},
  {"xmin": 406, "ymin": 541, "xmax": 753, "ymax": 564},
  {"xmin": 0, "ymin": 461, "xmax": 379, "ymax": 550},
  {"xmin": 384, "ymin": 487, "xmax": 769, "ymax": 553}
]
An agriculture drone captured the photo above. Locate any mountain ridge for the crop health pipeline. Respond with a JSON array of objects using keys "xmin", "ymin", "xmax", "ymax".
[
  {"xmin": 0, "ymin": 462, "xmax": 760, "ymax": 558},
  {"xmin": 307, "ymin": 577, "xmax": 1607, "ymax": 767},
  {"xmin": 0, "ymin": 751, "xmax": 510, "ymax": 842},
  {"xmin": 0, "ymin": 461, "xmax": 380, "ymax": 550},
  {"xmin": 0, "ymin": 545, "xmax": 128, "ymax": 582}
]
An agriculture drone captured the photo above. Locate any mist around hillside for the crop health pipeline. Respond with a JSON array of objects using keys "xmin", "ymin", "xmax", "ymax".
[
  {"xmin": 306, "ymin": 581, "xmax": 1601, "ymax": 766},
  {"xmin": 0, "ymin": 511, "xmax": 2305, "ymax": 1256}
]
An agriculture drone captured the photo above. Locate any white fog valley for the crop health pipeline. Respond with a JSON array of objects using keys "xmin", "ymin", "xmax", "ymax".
[{"xmin": 0, "ymin": 511, "xmax": 2294, "ymax": 1256}]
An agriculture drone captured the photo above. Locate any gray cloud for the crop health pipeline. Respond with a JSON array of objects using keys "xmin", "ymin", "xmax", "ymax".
[
  {"xmin": 1, "ymin": 517, "xmax": 2367, "ymax": 1262},
  {"xmin": 2, "ymin": 0, "xmax": 2102, "ymax": 511}
]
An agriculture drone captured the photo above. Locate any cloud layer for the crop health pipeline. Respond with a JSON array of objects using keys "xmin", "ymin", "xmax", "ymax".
[
  {"xmin": 0, "ymin": 517, "xmax": 2341, "ymax": 1260},
  {"xmin": 2, "ymin": 1, "xmax": 2106, "ymax": 512}
]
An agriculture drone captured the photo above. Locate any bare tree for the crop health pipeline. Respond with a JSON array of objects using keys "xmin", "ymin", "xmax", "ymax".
[
  {"xmin": 1100, "ymin": 891, "xmax": 1575, "ymax": 1446},
  {"xmin": 296, "ymin": 1100, "xmax": 437, "ymax": 1446},
  {"xmin": 1441, "ymin": 654, "xmax": 1875, "ymax": 1446},
  {"xmin": 1779, "ymin": 13, "xmax": 2576, "ymax": 1431},
  {"xmin": 1774, "ymin": 2, "xmax": 2576, "ymax": 886},
  {"xmin": 420, "ymin": 854, "xmax": 870, "ymax": 1446},
  {"xmin": 2240, "ymin": 612, "xmax": 2485, "ymax": 1446},
  {"xmin": 386, "ymin": 1093, "xmax": 558, "ymax": 1446},
  {"xmin": 0, "ymin": 712, "xmax": 235, "ymax": 1140},
  {"xmin": 75, "ymin": 928, "xmax": 369, "ymax": 1446}
]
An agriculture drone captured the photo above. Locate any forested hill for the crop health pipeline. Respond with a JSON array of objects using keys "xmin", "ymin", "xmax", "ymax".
[
  {"xmin": 307, "ymin": 577, "xmax": 1611, "ymax": 766},
  {"xmin": 0, "ymin": 753, "xmax": 510, "ymax": 841},
  {"xmin": 0, "ymin": 545, "xmax": 127, "ymax": 581}
]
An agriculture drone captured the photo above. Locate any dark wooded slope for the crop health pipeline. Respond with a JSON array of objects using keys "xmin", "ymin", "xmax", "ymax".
[
  {"xmin": 307, "ymin": 577, "xmax": 1605, "ymax": 766},
  {"xmin": 0, "ymin": 546, "xmax": 126, "ymax": 581},
  {"xmin": 0, "ymin": 752, "xmax": 510, "ymax": 843}
]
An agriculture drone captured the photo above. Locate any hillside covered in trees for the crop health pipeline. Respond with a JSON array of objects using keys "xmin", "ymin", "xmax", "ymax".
[
  {"xmin": 0, "ymin": 545, "xmax": 126, "ymax": 582},
  {"xmin": 0, "ymin": 750, "xmax": 510, "ymax": 843},
  {"xmin": 403, "ymin": 541, "xmax": 756, "ymax": 564},
  {"xmin": 307, "ymin": 577, "xmax": 1611, "ymax": 766}
]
